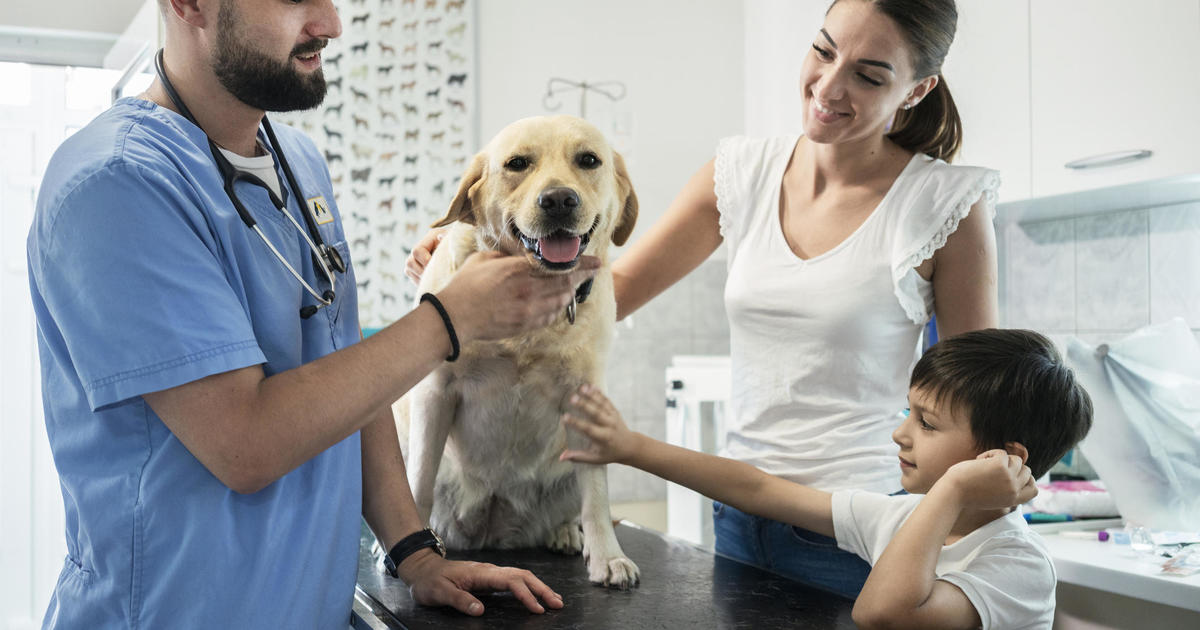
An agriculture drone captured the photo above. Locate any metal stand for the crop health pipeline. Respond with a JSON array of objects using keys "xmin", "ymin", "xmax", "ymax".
[{"xmin": 542, "ymin": 77, "xmax": 626, "ymax": 118}]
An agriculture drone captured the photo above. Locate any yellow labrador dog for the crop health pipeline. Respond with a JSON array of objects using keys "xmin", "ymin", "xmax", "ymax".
[{"xmin": 395, "ymin": 115, "xmax": 640, "ymax": 587}]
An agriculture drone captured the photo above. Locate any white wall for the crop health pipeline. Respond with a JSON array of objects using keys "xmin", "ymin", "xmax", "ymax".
[
  {"xmin": 476, "ymin": 0, "xmax": 744, "ymax": 245},
  {"xmin": 743, "ymin": 0, "xmax": 827, "ymax": 137}
]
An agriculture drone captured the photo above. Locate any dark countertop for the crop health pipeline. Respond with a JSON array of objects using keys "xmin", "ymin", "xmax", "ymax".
[{"xmin": 354, "ymin": 522, "xmax": 857, "ymax": 629}]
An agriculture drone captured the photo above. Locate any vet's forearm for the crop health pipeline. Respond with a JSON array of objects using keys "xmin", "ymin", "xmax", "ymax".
[
  {"xmin": 251, "ymin": 303, "xmax": 452, "ymax": 469},
  {"xmin": 855, "ymin": 482, "xmax": 962, "ymax": 619},
  {"xmin": 146, "ymin": 302, "xmax": 453, "ymax": 494},
  {"xmin": 361, "ymin": 406, "xmax": 425, "ymax": 552}
]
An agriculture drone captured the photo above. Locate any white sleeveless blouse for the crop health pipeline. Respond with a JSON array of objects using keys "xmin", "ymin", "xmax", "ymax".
[{"xmin": 714, "ymin": 135, "xmax": 999, "ymax": 493}]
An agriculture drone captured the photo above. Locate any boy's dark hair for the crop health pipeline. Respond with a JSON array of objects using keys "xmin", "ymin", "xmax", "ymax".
[{"xmin": 910, "ymin": 329, "xmax": 1093, "ymax": 478}]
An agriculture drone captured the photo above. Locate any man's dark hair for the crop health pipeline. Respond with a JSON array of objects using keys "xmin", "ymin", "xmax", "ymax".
[{"xmin": 910, "ymin": 329, "xmax": 1093, "ymax": 478}]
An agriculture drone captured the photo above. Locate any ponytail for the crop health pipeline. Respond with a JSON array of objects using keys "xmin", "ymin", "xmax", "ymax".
[
  {"xmin": 887, "ymin": 73, "xmax": 962, "ymax": 162},
  {"xmin": 848, "ymin": 0, "xmax": 962, "ymax": 162}
]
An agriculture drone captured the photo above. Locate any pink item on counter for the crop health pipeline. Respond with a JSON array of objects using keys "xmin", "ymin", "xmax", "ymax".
[{"xmin": 1038, "ymin": 480, "xmax": 1106, "ymax": 492}]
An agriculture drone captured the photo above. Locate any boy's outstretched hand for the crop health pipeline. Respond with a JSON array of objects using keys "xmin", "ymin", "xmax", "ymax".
[
  {"xmin": 559, "ymin": 384, "xmax": 639, "ymax": 465},
  {"xmin": 943, "ymin": 449, "xmax": 1038, "ymax": 510}
]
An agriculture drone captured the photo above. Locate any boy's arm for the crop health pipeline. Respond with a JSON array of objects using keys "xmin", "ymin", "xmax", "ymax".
[
  {"xmin": 852, "ymin": 451, "xmax": 1035, "ymax": 630},
  {"xmin": 560, "ymin": 385, "xmax": 835, "ymax": 537}
]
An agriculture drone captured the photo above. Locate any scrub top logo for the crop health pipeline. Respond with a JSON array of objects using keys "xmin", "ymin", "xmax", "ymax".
[{"xmin": 307, "ymin": 196, "xmax": 334, "ymax": 225}]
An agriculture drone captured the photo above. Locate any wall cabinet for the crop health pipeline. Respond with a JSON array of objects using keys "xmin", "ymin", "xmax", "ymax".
[
  {"xmin": 1029, "ymin": 0, "xmax": 1200, "ymax": 197},
  {"xmin": 946, "ymin": 0, "xmax": 1200, "ymax": 202}
]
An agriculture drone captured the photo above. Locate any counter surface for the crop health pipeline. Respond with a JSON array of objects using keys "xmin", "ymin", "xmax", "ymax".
[
  {"xmin": 354, "ymin": 522, "xmax": 857, "ymax": 629},
  {"xmin": 1034, "ymin": 522, "xmax": 1200, "ymax": 612}
]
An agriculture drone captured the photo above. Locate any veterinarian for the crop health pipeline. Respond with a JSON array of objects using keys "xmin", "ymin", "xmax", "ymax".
[
  {"xmin": 409, "ymin": 0, "xmax": 996, "ymax": 600},
  {"xmin": 27, "ymin": 1, "xmax": 594, "ymax": 628}
]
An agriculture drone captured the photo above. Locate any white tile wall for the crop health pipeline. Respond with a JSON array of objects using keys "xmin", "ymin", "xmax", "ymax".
[
  {"xmin": 1075, "ymin": 209, "xmax": 1149, "ymax": 332},
  {"xmin": 1149, "ymin": 202, "xmax": 1200, "ymax": 325},
  {"xmin": 1004, "ymin": 218, "xmax": 1076, "ymax": 331},
  {"xmin": 1002, "ymin": 203, "xmax": 1200, "ymax": 341}
]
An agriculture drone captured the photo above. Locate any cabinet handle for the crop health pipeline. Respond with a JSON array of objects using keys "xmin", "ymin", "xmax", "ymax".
[{"xmin": 1064, "ymin": 149, "xmax": 1152, "ymax": 170}]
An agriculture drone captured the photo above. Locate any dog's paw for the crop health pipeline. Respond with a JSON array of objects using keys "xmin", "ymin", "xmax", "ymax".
[
  {"xmin": 546, "ymin": 522, "xmax": 584, "ymax": 555},
  {"xmin": 587, "ymin": 555, "xmax": 640, "ymax": 589}
]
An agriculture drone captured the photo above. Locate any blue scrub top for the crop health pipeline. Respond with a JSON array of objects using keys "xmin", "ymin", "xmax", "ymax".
[{"xmin": 28, "ymin": 98, "xmax": 363, "ymax": 629}]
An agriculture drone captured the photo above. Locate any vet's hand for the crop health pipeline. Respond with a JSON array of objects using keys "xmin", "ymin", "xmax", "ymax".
[
  {"xmin": 941, "ymin": 449, "xmax": 1037, "ymax": 510},
  {"xmin": 560, "ymin": 384, "xmax": 639, "ymax": 465},
  {"xmin": 399, "ymin": 550, "xmax": 564, "ymax": 616},
  {"xmin": 436, "ymin": 251, "xmax": 600, "ymax": 343},
  {"xmin": 405, "ymin": 227, "xmax": 449, "ymax": 285}
]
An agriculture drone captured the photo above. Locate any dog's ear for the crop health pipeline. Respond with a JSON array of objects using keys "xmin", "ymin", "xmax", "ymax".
[
  {"xmin": 611, "ymin": 151, "xmax": 639, "ymax": 246},
  {"xmin": 433, "ymin": 151, "xmax": 487, "ymax": 227}
]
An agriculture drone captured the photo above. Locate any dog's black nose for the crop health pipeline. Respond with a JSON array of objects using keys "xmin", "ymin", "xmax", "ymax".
[{"xmin": 538, "ymin": 187, "xmax": 580, "ymax": 219}]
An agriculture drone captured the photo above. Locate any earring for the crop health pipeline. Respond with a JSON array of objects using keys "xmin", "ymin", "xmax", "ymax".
[{"xmin": 903, "ymin": 102, "xmax": 913, "ymax": 110}]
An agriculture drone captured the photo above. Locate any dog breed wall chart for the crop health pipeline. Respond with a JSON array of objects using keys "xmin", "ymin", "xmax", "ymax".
[{"xmin": 276, "ymin": 0, "xmax": 477, "ymax": 328}]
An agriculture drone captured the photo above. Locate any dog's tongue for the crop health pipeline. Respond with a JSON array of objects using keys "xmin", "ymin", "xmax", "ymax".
[{"xmin": 538, "ymin": 234, "xmax": 581, "ymax": 263}]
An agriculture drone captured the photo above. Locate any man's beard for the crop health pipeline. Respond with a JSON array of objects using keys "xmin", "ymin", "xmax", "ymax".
[{"xmin": 211, "ymin": 1, "xmax": 327, "ymax": 112}]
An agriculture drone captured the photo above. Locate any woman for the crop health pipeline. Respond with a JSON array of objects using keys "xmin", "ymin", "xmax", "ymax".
[{"xmin": 409, "ymin": 0, "xmax": 997, "ymax": 599}]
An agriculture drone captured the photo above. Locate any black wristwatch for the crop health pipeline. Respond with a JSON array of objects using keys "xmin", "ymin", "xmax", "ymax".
[{"xmin": 382, "ymin": 528, "xmax": 447, "ymax": 578}]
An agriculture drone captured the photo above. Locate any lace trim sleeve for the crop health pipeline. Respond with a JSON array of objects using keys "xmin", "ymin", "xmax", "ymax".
[
  {"xmin": 713, "ymin": 136, "xmax": 737, "ymax": 242},
  {"xmin": 892, "ymin": 168, "xmax": 1001, "ymax": 325}
]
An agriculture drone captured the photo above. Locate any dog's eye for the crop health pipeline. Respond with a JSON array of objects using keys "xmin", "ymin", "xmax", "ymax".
[
  {"xmin": 504, "ymin": 156, "xmax": 530, "ymax": 172},
  {"xmin": 576, "ymin": 152, "xmax": 602, "ymax": 170}
]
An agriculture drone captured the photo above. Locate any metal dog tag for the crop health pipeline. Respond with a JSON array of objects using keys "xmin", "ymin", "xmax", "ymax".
[{"xmin": 566, "ymin": 295, "xmax": 577, "ymax": 325}]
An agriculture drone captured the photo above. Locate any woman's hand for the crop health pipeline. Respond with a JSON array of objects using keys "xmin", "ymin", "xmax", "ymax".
[
  {"xmin": 559, "ymin": 384, "xmax": 640, "ymax": 465},
  {"xmin": 405, "ymin": 226, "xmax": 449, "ymax": 285},
  {"xmin": 398, "ymin": 549, "xmax": 564, "ymax": 616}
]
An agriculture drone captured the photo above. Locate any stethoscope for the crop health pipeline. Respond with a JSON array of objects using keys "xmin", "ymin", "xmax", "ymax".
[{"xmin": 153, "ymin": 49, "xmax": 346, "ymax": 320}]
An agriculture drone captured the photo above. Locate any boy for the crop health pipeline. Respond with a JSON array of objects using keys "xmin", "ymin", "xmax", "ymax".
[{"xmin": 561, "ymin": 329, "xmax": 1093, "ymax": 629}]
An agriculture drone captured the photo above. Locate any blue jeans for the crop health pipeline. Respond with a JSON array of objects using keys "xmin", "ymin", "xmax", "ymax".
[{"xmin": 712, "ymin": 501, "xmax": 870, "ymax": 599}]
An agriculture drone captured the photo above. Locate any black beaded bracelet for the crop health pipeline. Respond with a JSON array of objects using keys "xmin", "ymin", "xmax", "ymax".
[{"xmin": 420, "ymin": 292, "xmax": 460, "ymax": 362}]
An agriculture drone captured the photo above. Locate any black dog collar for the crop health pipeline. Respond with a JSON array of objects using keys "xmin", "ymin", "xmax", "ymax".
[
  {"xmin": 566, "ymin": 278, "xmax": 594, "ymax": 325},
  {"xmin": 575, "ymin": 278, "xmax": 594, "ymax": 305}
]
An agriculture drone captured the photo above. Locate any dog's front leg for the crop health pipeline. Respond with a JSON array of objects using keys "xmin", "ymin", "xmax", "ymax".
[
  {"xmin": 406, "ymin": 368, "xmax": 456, "ymax": 524},
  {"xmin": 576, "ymin": 464, "xmax": 640, "ymax": 588}
]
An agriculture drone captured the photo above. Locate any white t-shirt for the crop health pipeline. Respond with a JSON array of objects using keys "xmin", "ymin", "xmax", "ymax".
[
  {"xmin": 714, "ymin": 135, "xmax": 1000, "ymax": 493},
  {"xmin": 833, "ymin": 490, "xmax": 1056, "ymax": 630},
  {"xmin": 218, "ymin": 140, "xmax": 284, "ymax": 201}
]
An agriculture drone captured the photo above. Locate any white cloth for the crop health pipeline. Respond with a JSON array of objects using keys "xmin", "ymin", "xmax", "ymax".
[
  {"xmin": 1068, "ymin": 318, "xmax": 1200, "ymax": 531},
  {"xmin": 833, "ymin": 490, "xmax": 1055, "ymax": 629},
  {"xmin": 714, "ymin": 135, "xmax": 999, "ymax": 493}
]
